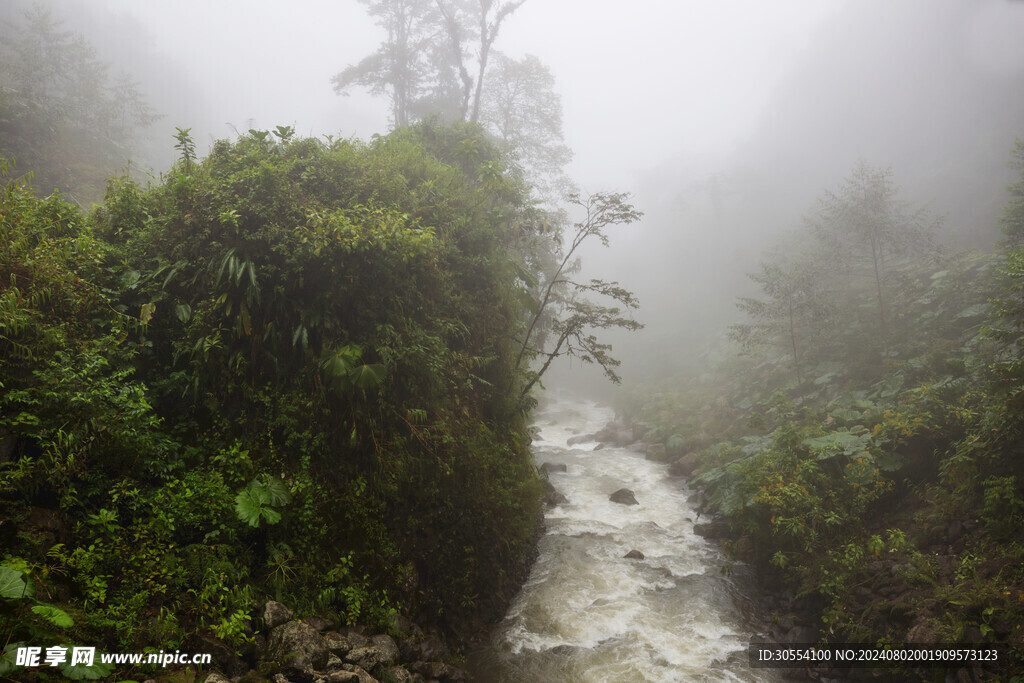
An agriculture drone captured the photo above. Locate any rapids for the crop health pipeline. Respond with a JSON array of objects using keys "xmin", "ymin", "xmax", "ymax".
[{"xmin": 467, "ymin": 398, "xmax": 779, "ymax": 682}]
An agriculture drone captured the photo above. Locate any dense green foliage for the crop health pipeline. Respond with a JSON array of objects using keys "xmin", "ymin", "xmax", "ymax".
[
  {"xmin": 0, "ymin": 121, "xmax": 553, "ymax": 677},
  {"xmin": 621, "ymin": 154, "xmax": 1024, "ymax": 670}
]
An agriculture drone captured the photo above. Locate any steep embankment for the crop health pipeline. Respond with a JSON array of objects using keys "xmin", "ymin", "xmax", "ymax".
[
  {"xmin": 618, "ymin": 146, "xmax": 1024, "ymax": 680},
  {"xmin": 0, "ymin": 122, "xmax": 544, "ymax": 680}
]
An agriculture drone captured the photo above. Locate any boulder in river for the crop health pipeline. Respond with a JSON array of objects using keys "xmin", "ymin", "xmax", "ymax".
[
  {"xmin": 594, "ymin": 423, "xmax": 634, "ymax": 447},
  {"xmin": 567, "ymin": 433, "xmax": 596, "ymax": 446},
  {"xmin": 642, "ymin": 443, "xmax": 668, "ymax": 461},
  {"xmin": 693, "ymin": 518, "xmax": 730, "ymax": 539},
  {"xmin": 609, "ymin": 488, "xmax": 638, "ymax": 505},
  {"xmin": 668, "ymin": 452, "xmax": 701, "ymax": 478},
  {"xmin": 541, "ymin": 462, "xmax": 567, "ymax": 473},
  {"xmin": 544, "ymin": 480, "xmax": 568, "ymax": 507},
  {"xmin": 624, "ymin": 549, "xmax": 645, "ymax": 559}
]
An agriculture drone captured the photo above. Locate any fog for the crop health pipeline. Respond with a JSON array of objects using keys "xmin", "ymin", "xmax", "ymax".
[{"xmin": 6, "ymin": 0, "xmax": 1024, "ymax": 391}]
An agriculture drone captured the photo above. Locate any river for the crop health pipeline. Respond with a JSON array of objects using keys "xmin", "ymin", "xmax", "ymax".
[{"xmin": 467, "ymin": 397, "xmax": 779, "ymax": 682}]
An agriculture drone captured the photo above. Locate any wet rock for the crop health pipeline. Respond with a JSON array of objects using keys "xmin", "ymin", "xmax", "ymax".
[
  {"xmin": 264, "ymin": 601, "xmax": 294, "ymax": 629},
  {"xmin": 398, "ymin": 635, "xmax": 450, "ymax": 663},
  {"xmin": 323, "ymin": 632, "xmax": 352, "ymax": 657},
  {"xmin": 385, "ymin": 667, "xmax": 414, "ymax": 682},
  {"xmin": 267, "ymin": 620, "xmax": 331, "ymax": 671},
  {"xmin": 541, "ymin": 462, "xmax": 567, "ymax": 473},
  {"xmin": 370, "ymin": 634, "xmax": 399, "ymax": 667},
  {"xmin": 323, "ymin": 672, "xmax": 361, "ymax": 683},
  {"xmin": 643, "ymin": 443, "xmax": 667, "ymax": 461},
  {"xmin": 609, "ymin": 488, "xmax": 638, "ymax": 505},
  {"xmin": 391, "ymin": 614, "xmax": 424, "ymax": 639},
  {"xmin": 345, "ymin": 645, "xmax": 383, "ymax": 671},
  {"xmin": 544, "ymin": 480, "xmax": 568, "ymax": 507},
  {"xmin": 594, "ymin": 424, "xmax": 634, "ymax": 447},
  {"xmin": 624, "ymin": 549, "xmax": 645, "ymax": 559},
  {"xmin": 693, "ymin": 519, "xmax": 729, "ymax": 539},
  {"xmin": 271, "ymin": 674, "xmax": 292, "ymax": 683},
  {"xmin": 567, "ymin": 433, "xmax": 595, "ymax": 446},
  {"xmin": 668, "ymin": 452, "xmax": 701, "ymax": 478},
  {"xmin": 594, "ymin": 442, "xmax": 606, "ymax": 451},
  {"xmin": 203, "ymin": 674, "xmax": 231, "ymax": 683},
  {"xmin": 409, "ymin": 661, "xmax": 468, "ymax": 682},
  {"xmin": 341, "ymin": 629, "xmax": 369, "ymax": 649},
  {"xmin": 339, "ymin": 664, "xmax": 378, "ymax": 683},
  {"xmin": 303, "ymin": 616, "xmax": 332, "ymax": 632}
]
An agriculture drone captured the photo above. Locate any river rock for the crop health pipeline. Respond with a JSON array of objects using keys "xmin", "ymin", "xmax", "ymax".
[
  {"xmin": 324, "ymin": 631, "xmax": 353, "ymax": 657},
  {"xmin": 544, "ymin": 480, "xmax": 568, "ymax": 507},
  {"xmin": 264, "ymin": 601, "xmax": 294, "ymax": 629},
  {"xmin": 267, "ymin": 620, "xmax": 331, "ymax": 671},
  {"xmin": 303, "ymin": 616, "xmax": 333, "ymax": 632},
  {"xmin": 643, "ymin": 443, "xmax": 668, "ymax": 461},
  {"xmin": 323, "ymin": 672, "xmax": 361, "ymax": 683},
  {"xmin": 594, "ymin": 424, "xmax": 634, "ymax": 447},
  {"xmin": 693, "ymin": 519, "xmax": 729, "ymax": 539},
  {"xmin": 339, "ymin": 664, "xmax": 379, "ymax": 683},
  {"xmin": 668, "ymin": 453, "xmax": 701, "ymax": 478},
  {"xmin": 203, "ymin": 674, "xmax": 231, "ymax": 683},
  {"xmin": 609, "ymin": 488, "xmax": 638, "ymax": 505},
  {"xmin": 367, "ymin": 634, "xmax": 399, "ymax": 667},
  {"xmin": 624, "ymin": 549, "xmax": 645, "ymax": 559},
  {"xmin": 567, "ymin": 433, "xmax": 595, "ymax": 446},
  {"xmin": 409, "ymin": 661, "xmax": 468, "ymax": 681},
  {"xmin": 399, "ymin": 634, "xmax": 450, "ymax": 662},
  {"xmin": 384, "ymin": 666, "xmax": 414, "ymax": 682},
  {"xmin": 541, "ymin": 462, "xmax": 567, "ymax": 473}
]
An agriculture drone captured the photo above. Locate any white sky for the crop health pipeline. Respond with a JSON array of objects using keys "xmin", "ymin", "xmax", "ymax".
[{"xmin": 78, "ymin": 0, "xmax": 840, "ymax": 190}]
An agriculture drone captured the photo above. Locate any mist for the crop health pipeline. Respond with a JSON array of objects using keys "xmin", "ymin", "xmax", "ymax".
[{"xmin": 4, "ymin": 1, "xmax": 1024, "ymax": 678}]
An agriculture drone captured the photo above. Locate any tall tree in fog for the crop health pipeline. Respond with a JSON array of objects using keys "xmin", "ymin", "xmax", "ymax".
[
  {"xmin": 808, "ymin": 162, "xmax": 938, "ymax": 351},
  {"xmin": 335, "ymin": 0, "xmax": 526, "ymax": 126},
  {"xmin": 731, "ymin": 255, "xmax": 834, "ymax": 388},
  {"xmin": 332, "ymin": 0, "xmax": 445, "ymax": 127},
  {"xmin": 336, "ymin": 0, "xmax": 570, "ymax": 192},
  {"xmin": 1001, "ymin": 139, "xmax": 1024, "ymax": 243},
  {"xmin": 0, "ymin": 5, "xmax": 157, "ymax": 137},
  {"xmin": 480, "ymin": 53, "xmax": 572, "ymax": 195}
]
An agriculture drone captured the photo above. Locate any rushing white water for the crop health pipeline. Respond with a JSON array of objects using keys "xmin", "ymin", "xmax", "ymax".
[{"xmin": 468, "ymin": 398, "xmax": 779, "ymax": 682}]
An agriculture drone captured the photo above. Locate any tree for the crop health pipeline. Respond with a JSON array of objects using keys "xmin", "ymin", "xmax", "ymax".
[
  {"xmin": 516, "ymin": 192, "xmax": 643, "ymax": 403},
  {"xmin": 807, "ymin": 162, "xmax": 938, "ymax": 352},
  {"xmin": 730, "ymin": 252, "xmax": 834, "ymax": 388},
  {"xmin": 433, "ymin": 0, "xmax": 527, "ymax": 123},
  {"xmin": 335, "ymin": 2, "xmax": 543, "ymax": 130},
  {"xmin": 1001, "ymin": 138, "xmax": 1024, "ymax": 243},
  {"xmin": 480, "ymin": 52, "xmax": 573, "ymax": 197},
  {"xmin": 331, "ymin": 0, "xmax": 448, "ymax": 127},
  {"xmin": 0, "ymin": 4, "xmax": 159, "ymax": 201}
]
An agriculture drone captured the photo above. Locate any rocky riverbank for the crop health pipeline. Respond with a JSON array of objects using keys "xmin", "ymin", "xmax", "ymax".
[{"xmin": 165, "ymin": 601, "xmax": 473, "ymax": 683}]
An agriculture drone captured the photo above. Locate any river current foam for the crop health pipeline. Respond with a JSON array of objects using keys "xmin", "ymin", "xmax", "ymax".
[{"xmin": 467, "ymin": 397, "xmax": 779, "ymax": 682}]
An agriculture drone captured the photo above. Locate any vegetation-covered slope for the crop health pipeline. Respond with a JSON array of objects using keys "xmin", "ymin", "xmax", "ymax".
[
  {"xmin": 0, "ymin": 121, "xmax": 555, "ymax": 677},
  {"xmin": 621, "ymin": 146, "xmax": 1024, "ymax": 675}
]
